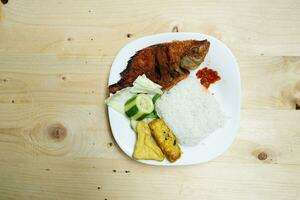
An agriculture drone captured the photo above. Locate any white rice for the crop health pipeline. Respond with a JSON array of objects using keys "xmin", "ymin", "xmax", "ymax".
[{"xmin": 156, "ymin": 77, "xmax": 227, "ymax": 146}]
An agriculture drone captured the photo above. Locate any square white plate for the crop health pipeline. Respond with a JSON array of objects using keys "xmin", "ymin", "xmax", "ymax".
[{"xmin": 107, "ymin": 32, "xmax": 240, "ymax": 166}]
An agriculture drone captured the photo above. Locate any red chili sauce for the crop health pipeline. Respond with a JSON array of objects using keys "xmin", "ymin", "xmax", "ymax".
[{"xmin": 196, "ymin": 67, "xmax": 221, "ymax": 88}]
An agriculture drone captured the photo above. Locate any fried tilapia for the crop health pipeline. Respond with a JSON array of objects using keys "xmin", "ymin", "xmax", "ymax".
[{"xmin": 109, "ymin": 40, "xmax": 210, "ymax": 94}]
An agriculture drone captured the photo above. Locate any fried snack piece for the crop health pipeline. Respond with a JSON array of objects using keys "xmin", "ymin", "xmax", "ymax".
[
  {"xmin": 133, "ymin": 121, "xmax": 164, "ymax": 161},
  {"xmin": 109, "ymin": 40, "xmax": 210, "ymax": 93},
  {"xmin": 149, "ymin": 119, "xmax": 181, "ymax": 162}
]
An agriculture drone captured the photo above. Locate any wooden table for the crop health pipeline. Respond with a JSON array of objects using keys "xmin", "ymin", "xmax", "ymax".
[{"xmin": 0, "ymin": 1, "xmax": 299, "ymax": 199}]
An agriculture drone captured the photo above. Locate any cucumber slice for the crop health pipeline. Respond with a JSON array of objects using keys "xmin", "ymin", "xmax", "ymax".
[
  {"xmin": 143, "ymin": 118, "xmax": 155, "ymax": 124},
  {"xmin": 130, "ymin": 119, "xmax": 138, "ymax": 132},
  {"xmin": 124, "ymin": 94, "xmax": 154, "ymax": 120},
  {"xmin": 152, "ymin": 93, "xmax": 161, "ymax": 104},
  {"xmin": 145, "ymin": 112, "xmax": 158, "ymax": 119},
  {"xmin": 136, "ymin": 94, "xmax": 154, "ymax": 113}
]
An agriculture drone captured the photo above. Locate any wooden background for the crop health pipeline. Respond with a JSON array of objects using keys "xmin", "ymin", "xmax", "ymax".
[{"xmin": 0, "ymin": 0, "xmax": 299, "ymax": 199}]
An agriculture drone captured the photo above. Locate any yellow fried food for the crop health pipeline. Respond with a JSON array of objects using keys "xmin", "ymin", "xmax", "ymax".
[
  {"xmin": 149, "ymin": 119, "xmax": 182, "ymax": 162},
  {"xmin": 133, "ymin": 121, "xmax": 164, "ymax": 161}
]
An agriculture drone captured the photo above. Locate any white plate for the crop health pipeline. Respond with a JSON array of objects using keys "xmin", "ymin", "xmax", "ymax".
[{"xmin": 107, "ymin": 32, "xmax": 240, "ymax": 166}]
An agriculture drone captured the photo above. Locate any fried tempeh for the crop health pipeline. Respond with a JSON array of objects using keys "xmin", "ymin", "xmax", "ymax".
[{"xmin": 148, "ymin": 119, "xmax": 181, "ymax": 162}]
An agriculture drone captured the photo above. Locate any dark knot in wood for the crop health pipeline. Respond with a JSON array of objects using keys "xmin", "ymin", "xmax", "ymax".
[
  {"xmin": 48, "ymin": 123, "xmax": 67, "ymax": 142},
  {"xmin": 258, "ymin": 152, "xmax": 268, "ymax": 160},
  {"xmin": 1, "ymin": 0, "xmax": 8, "ymax": 5}
]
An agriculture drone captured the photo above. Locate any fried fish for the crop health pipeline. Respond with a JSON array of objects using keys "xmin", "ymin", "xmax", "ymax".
[{"xmin": 109, "ymin": 40, "xmax": 210, "ymax": 94}]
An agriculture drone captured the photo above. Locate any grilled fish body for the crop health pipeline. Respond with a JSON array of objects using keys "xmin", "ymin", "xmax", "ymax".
[{"xmin": 109, "ymin": 40, "xmax": 210, "ymax": 94}]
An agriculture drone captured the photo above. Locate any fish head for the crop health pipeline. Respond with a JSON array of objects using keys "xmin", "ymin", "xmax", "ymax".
[{"xmin": 180, "ymin": 40, "xmax": 210, "ymax": 70}]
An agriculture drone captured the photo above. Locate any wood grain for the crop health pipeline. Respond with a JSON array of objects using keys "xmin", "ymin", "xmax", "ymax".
[{"xmin": 0, "ymin": 0, "xmax": 299, "ymax": 200}]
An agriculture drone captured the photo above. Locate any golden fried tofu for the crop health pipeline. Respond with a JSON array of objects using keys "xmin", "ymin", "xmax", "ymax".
[
  {"xmin": 149, "ymin": 119, "xmax": 182, "ymax": 162},
  {"xmin": 133, "ymin": 121, "xmax": 164, "ymax": 161}
]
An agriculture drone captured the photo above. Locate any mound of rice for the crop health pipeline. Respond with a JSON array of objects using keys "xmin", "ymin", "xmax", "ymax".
[{"xmin": 156, "ymin": 77, "xmax": 227, "ymax": 146}]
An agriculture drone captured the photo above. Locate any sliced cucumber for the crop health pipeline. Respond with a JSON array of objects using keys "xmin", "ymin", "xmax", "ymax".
[
  {"xmin": 130, "ymin": 119, "xmax": 138, "ymax": 132},
  {"xmin": 136, "ymin": 94, "xmax": 154, "ymax": 113},
  {"xmin": 124, "ymin": 94, "xmax": 154, "ymax": 120},
  {"xmin": 150, "ymin": 93, "xmax": 161, "ymax": 118},
  {"xmin": 124, "ymin": 95, "xmax": 138, "ymax": 117},
  {"xmin": 143, "ymin": 118, "xmax": 155, "ymax": 124},
  {"xmin": 152, "ymin": 93, "xmax": 161, "ymax": 104},
  {"xmin": 145, "ymin": 112, "xmax": 158, "ymax": 119}
]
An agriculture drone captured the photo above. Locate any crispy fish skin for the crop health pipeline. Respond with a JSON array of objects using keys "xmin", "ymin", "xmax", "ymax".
[
  {"xmin": 149, "ymin": 119, "xmax": 181, "ymax": 162},
  {"xmin": 109, "ymin": 40, "xmax": 210, "ymax": 94}
]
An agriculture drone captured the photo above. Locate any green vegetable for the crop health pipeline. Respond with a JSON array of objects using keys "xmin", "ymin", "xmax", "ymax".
[
  {"xmin": 152, "ymin": 93, "xmax": 161, "ymax": 104},
  {"xmin": 124, "ymin": 94, "xmax": 154, "ymax": 120},
  {"xmin": 105, "ymin": 88, "xmax": 133, "ymax": 114},
  {"xmin": 145, "ymin": 112, "xmax": 158, "ymax": 119},
  {"xmin": 149, "ymin": 93, "xmax": 162, "ymax": 118},
  {"xmin": 143, "ymin": 118, "xmax": 156, "ymax": 124},
  {"xmin": 130, "ymin": 119, "xmax": 138, "ymax": 132},
  {"xmin": 105, "ymin": 75, "xmax": 162, "ymax": 116},
  {"xmin": 130, "ymin": 74, "xmax": 163, "ymax": 94}
]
